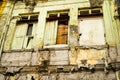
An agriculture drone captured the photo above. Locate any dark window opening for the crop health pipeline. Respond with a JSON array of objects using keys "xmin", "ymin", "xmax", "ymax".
[
  {"xmin": 47, "ymin": 13, "xmax": 69, "ymax": 21},
  {"xmin": 21, "ymin": 16, "xmax": 28, "ymax": 20},
  {"xmin": 80, "ymin": 10, "xmax": 89, "ymax": 15},
  {"xmin": 49, "ymin": 14, "xmax": 57, "ymax": 18},
  {"xmin": 118, "ymin": 7, "xmax": 120, "ymax": 16},
  {"xmin": 30, "ymin": 15, "xmax": 38, "ymax": 20},
  {"xmin": 78, "ymin": 9, "xmax": 103, "ymax": 17},
  {"xmin": 18, "ymin": 14, "xmax": 38, "ymax": 23},
  {"xmin": 116, "ymin": 0, "xmax": 120, "ymax": 15},
  {"xmin": 58, "ymin": 19, "xmax": 68, "ymax": 25},
  {"xmin": 26, "ymin": 36, "xmax": 33, "ymax": 47},
  {"xmin": 91, "ymin": 10, "xmax": 101, "ymax": 14},
  {"xmin": 56, "ymin": 19, "xmax": 68, "ymax": 44},
  {"xmin": 60, "ymin": 13, "xmax": 68, "ymax": 17},
  {"xmin": 26, "ymin": 24, "xmax": 33, "ymax": 36}
]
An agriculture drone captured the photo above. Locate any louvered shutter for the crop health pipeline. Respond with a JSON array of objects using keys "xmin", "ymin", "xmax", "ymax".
[
  {"xmin": 44, "ymin": 21, "xmax": 58, "ymax": 45},
  {"xmin": 11, "ymin": 24, "xmax": 27, "ymax": 49}
]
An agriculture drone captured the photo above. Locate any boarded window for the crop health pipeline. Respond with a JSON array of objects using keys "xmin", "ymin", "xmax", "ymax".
[
  {"xmin": 56, "ymin": 19, "xmax": 68, "ymax": 44},
  {"xmin": 44, "ymin": 12, "xmax": 69, "ymax": 46},
  {"xmin": 78, "ymin": 16, "xmax": 105, "ymax": 46}
]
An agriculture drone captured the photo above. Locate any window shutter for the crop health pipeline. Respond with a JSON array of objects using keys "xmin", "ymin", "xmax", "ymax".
[
  {"xmin": 11, "ymin": 24, "xmax": 27, "ymax": 49},
  {"xmin": 56, "ymin": 24, "xmax": 68, "ymax": 44},
  {"xmin": 23, "ymin": 23, "xmax": 37, "ymax": 49},
  {"xmin": 44, "ymin": 21, "xmax": 58, "ymax": 45}
]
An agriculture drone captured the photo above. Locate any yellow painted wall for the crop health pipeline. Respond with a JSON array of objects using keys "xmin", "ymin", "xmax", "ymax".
[
  {"xmin": 0, "ymin": 0, "xmax": 7, "ymax": 46},
  {"xmin": 0, "ymin": 0, "xmax": 6, "ymax": 15}
]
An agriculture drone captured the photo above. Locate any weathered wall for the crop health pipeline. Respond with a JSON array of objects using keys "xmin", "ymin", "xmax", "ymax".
[
  {"xmin": 103, "ymin": 0, "xmax": 120, "ymax": 45},
  {"xmin": 0, "ymin": 0, "xmax": 7, "ymax": 40},
  {"xmin": 0, "ymin": 72, "xmax": 118, "ymax": 80},
  {"xmin": 0, "ymin": 0, "xmax": 120, "ymax": 80},
  {"xmin": 3, "ymin": 0, "xmax": 90, "ymax": 50}
]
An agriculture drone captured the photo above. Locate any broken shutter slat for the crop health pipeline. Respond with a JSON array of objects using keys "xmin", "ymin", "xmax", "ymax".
[
  {"xmin": 44, "ymin": 21, "xmax": 58, "ymax": 45},
  {"xmin": 11, "ymin": 24, "xmax": 28, "ymax": 49}
]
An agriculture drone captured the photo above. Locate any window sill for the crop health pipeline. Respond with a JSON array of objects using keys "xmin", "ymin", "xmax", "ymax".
[{"xmin": 43, "ymin": 44, "xmax": 69, "ymax": 49}]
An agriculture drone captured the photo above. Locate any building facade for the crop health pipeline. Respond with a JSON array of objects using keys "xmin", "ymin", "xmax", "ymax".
[{"xmin": 0, "ymin": 0, "xmax": 120, "ymax": 80}]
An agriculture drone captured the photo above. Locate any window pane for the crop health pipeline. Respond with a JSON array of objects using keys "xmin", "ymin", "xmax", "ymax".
[{"xmin": 26, "ymin": 24, "xmax": 33, "ymax": 36}]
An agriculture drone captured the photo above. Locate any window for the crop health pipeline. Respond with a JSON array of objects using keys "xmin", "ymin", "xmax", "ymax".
[
  {"xmin": 78, "ymin": 8, "xmax": 105, "ymax": 46},
  {"xmin": 11, "ymin": 13, "xmax": 38, "ymax": 49},
  {"xmin": 26, "ymin": 23, "xmax": 34, "ymax": 48},
  {"xmin": 78, "ymin": 8, "xmax": 102, "ymax": 17},
  {"xmin": 56, "ymin": 19, "xmax": 68, "ymax": 44},
  {"xmin": 17, "ymin": 12, "xmax": 39, "ymax": 23},
  {"xmin": 44, "ymin": 11, "xmax": 69, "ymax": 46},
  {"xmin": 78, "ymin": 16, "xmax": 105, "ymax": 46},
  {"xmin": 26, "ymin": 24, "xmax": 33, "ymax": 36}
]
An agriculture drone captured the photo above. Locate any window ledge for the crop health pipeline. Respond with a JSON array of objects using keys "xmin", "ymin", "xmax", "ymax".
[{"xmin": 43, "ymin": 44, "xmax": 68, "ymax": 49}]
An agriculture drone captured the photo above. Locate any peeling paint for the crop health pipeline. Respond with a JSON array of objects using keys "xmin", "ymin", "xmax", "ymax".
[
  {"xmin": 69, "ymin": 48, "xmax": 106, "ymax": 65},
  {"xmin": 0, "ymin": 0, "xmax": 120, "ymax": 80}
]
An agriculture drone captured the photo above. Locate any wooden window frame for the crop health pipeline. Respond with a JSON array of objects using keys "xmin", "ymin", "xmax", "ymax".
[
  {"xmin": 17, "ymin": 12, "xmax": 39, "ymax": 23},
  {"xmin": 44, "ymin": 11, "xmax": 69, "ymax": 48},
  {"xmin": 12, "ymin": 13, "xmax": 39, "ymax": 49},
  {"xmin": 78, "ymin": 7, "xmax": 103, "ymax": 17}
]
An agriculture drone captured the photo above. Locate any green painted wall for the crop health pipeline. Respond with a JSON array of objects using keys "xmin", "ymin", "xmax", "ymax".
[{"xmin": 103, "ymin": 0, "xmax": 120, "ymax": 46}]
